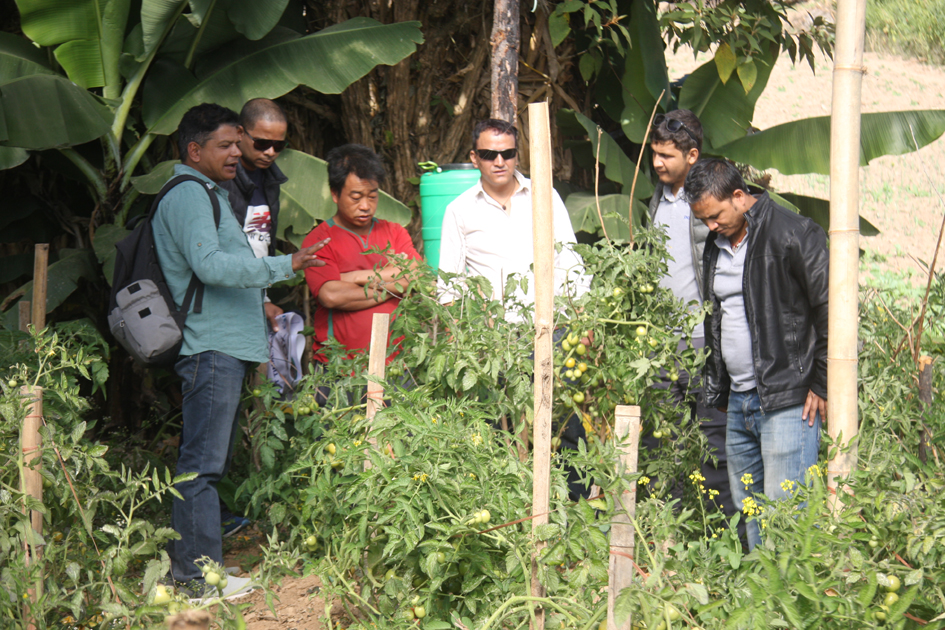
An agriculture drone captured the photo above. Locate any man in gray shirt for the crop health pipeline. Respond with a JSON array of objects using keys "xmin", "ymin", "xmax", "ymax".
[
  {"xmin": 687, "ymin": 158, "xmax": 828, "ymax": 550},
  {"xmin": 641, "ymin": 110, "xmax": 736, "ymax": 525}
]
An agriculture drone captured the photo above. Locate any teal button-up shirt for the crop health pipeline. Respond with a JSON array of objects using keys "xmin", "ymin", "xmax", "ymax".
[{"xmin": 152, "ymin": 164, "xmax": 295, "ymax": 363}]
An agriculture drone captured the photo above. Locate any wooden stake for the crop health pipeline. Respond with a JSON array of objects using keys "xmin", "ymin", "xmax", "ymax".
[
  {"xmin": 31, "ymin": 244, "xmax": 49, "ymax": 332},
  {"xmin": 19, "ymin": 301, "xmax": 31, "ymax": 332},
  {"xmin": 21, "ymin": 385, "xmax": 44, "ymax": 627},
  {"xmin": 918, "ymin": 356, "xmax": 934, "ymax": 463},
  {"xmin": 826, "ymin": 0, "xmax": 866, "ymax": 509},
  {"xmin": 364, "ymin": 313, "xmax": 390, "ymax": 470},
  {"xmin": 608, "ymin": 405, "xmax": 641, "ymax": 630},
  {"xmin": 528, "ymin": 101, "xmax": 554, "ymax": 630}
]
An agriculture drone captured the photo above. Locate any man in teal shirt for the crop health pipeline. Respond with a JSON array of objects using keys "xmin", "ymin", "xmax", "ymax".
[{"xmin": 152, "ymin": 103, "xmax": 327, "ymax": 597}]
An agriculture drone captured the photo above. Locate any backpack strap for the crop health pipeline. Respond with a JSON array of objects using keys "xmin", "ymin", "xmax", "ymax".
[{"xmin": 151, "ymin": 174, "xmax": 222, "ymax": 316}]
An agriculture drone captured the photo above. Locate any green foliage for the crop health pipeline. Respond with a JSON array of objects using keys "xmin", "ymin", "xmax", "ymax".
[{"xmin": 866, "ymin": 0, "xmax": 945, "ymax": 65}]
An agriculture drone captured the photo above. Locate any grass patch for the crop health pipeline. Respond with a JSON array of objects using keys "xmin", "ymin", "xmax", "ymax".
[{"xmin": 866, "ymin": 0, "xmax": 945, "ymax": 65}]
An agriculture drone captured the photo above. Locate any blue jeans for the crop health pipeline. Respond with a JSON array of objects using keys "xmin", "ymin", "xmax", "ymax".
[
  {"xmin": 725, "ymin": 388, "xmax": 821, "ymax": 550},
  {"xmin": 168, "ymin": 351, "xmax": 248, "ymax": 582}
]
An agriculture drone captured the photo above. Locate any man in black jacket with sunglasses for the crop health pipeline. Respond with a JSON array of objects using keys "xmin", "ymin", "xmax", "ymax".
[{"xmin": 220, "ymin": 98, "xmax": 291, "ymax": 332}]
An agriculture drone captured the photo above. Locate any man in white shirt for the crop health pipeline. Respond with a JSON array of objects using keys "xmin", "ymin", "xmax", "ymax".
[
  {"xmin": 438, "ymin": 118, "xmax": 588, "ymax": 317},
  {"xmin": 437, "ymin": 118, "xmax": 590, "ymax": 499}
]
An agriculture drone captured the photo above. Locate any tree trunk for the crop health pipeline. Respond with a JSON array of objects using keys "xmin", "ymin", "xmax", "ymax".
[{"xmin": 491, "ymin": 0, "xmax": 520, "ymax": 123}]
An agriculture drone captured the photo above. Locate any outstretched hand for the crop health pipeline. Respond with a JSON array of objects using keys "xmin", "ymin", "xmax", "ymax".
[{"xmin": 291, "ymin": 238, "xmax": 330, "ymax": 271}]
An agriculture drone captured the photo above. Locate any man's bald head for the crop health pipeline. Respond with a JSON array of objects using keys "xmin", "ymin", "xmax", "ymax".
[{"xmin": 239, "ymin": 98, "xmax": 286, "ymax": 130}]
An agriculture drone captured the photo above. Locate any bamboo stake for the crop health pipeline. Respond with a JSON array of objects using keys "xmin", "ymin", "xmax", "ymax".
[
  {"xmin": 528, "ymin": 101, "xmax": 554, "ymax": 630},
  {"xmin": 608, "ymin": 405, "xmax": 641, "ymax": 630},
  {"xmin": 19, "ymin": 301, "xmax": 31, "ymax": 332},
  {"xmin": 21, "ymin": 385, "xmax": 44, "ymax": 628},
  {"xmin": 918, "ymin": 356, "xmax": 934, "ymax": 464},
  {"xmin": 826, "ymin": 0, "xmax": 866, "ymax": 508},
  {"xmin": 31, "ymin": 244, "xmax": 49, "ymax": 331},
  {"xmin": 364, "ymin": 313, "xmax": 390, "ymax": 469}
]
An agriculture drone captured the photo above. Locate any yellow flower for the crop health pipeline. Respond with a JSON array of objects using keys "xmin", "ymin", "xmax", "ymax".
[
  {"xmin": 708, "ymin": 489, "xmax": 720, "ymax": 498},
  {"xmin": 808, "ymin": 464, "xmax": 823, "ymax": 478},
  {"xmin": 638, "ymin": 476, "xmax": 651, "ymax": 485},
  {"xmin": 780, "ymin": 479, "xmax": 795, "ymax": 493},
  {"xmin": 741, "ymin": 496, "xmax": 760, "ymax": 516},
  {"xmin": 688, "ymin": 471, "xmax": 706, "ymax": 485},
  {"xmin": 761, "ymin": 519, "xmax": 767, "ymax": 529},
  {"xmin": 740, "ymin": 473, "xmax": 754, "ymax": 489},
  {"xmin": 353, "ymin": 440, "xmax": 362, "ymax": 447}
]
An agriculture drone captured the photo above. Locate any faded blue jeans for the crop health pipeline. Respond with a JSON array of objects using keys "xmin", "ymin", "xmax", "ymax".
[
  {"xmin": 168, "ymin": 351, "xmax": 248, "ymax": 582},
  {"xmin": 725, "ymin": 388, "xmax": 821, "ymax": 550}
]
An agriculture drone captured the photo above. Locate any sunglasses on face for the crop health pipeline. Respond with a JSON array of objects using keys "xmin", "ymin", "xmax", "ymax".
[
  {"xmin": 243, "ymin": 130, "xmax": 287, "ymax": 153},
  {"xmin": 474, "ymin": 148, "xmax": 517, "ymax": 161},
  {"xmin": 652, "ymin": 115, "xmax": 698, "ymax": 146}
]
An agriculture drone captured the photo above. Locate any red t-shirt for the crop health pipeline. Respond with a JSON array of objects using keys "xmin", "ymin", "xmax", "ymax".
[{"xmin": 302, "ymin": 218, "xmax": 421, "ymax": 362}]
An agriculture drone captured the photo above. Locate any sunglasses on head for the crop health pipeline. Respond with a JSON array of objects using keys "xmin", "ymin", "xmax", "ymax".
[
  {"xmin": 474, "ymin": 148, "xmax": 517, "ymax": 161},
  {"xmin": 653, "ymin": 115, "xmax": 698, "ymax": 146},
  {"xmin": 244, "ymin": 130, "xmax": 287, "ymax": 153}
]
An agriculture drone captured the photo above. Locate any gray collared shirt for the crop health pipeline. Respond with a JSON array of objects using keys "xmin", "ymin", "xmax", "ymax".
[
  {"xmin": 653, "ymin": 186, "xmax": 703, "ymax": 338},
  {"xmin": 714, "ymin": 233, "xmax": 756, "ymax": 392}
]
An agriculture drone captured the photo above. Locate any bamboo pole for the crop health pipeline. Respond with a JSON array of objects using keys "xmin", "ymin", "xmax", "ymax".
[
  {"xmin": 31, "ymin": 244, "xmax": 49, "ymax": 331},
  {"xmin": 19, "ymin": 301, "xmax": 31, "ymax": 332},
  {"xmin": 528, "ymin": 101, "xmax": 554, "ymax": 630},
  {"xmin": 21, "ymin": 386, "xmax": 44, "ymax": 627},
  {"xmin": 608, "ymin": 405, "xmax": 641, "ymax": 630},
  {"xmin": 826, "ymin": 0, "xmax": 866, "ymax": 508},
  {"xmin": 918, "ymin": 356, "xmax": 934, "ymax": 463}
]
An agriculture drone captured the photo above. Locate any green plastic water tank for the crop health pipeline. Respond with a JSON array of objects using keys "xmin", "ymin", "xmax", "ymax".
[{"xmin": 419, "ymin": 163, "xmax": 480, "ymax": 270}]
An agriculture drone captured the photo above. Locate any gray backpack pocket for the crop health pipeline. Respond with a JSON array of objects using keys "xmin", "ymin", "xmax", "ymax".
[{"xmin": 110, "ymin": 279, "xmax": 183, "ymax": 362}]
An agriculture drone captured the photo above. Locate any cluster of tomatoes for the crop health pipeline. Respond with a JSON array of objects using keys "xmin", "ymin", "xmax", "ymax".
[{"xmin": 560, "ymin": 329, "xmax": 594, "ymax": 406}]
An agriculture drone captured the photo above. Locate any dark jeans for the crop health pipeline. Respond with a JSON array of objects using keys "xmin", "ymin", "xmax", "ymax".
[
  {"xmin": 168, "ymin": 351, "xmax": 248, "ymax": 582},
  {"xmin": 640, "ymin": 337, "xmax": 738, "ymax": 527}
]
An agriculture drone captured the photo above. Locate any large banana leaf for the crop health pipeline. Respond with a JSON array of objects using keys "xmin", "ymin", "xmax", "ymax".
[
  {"xmin": 277, "ymin": 149, "xmax": 411, "ymax": 246},
  {"xmin": 0, "ymin": 32, "xmax": 55, "ymax": 79},
  {"xmin": 619, "ymin": 0, "xmax": 671, "ymax": 143},
  {"xmin": 563, "ymin": 192, "xmax": 647, "ymax": 240},
  {"xmin": 716, "ymin": 110, "xmax": 945, "ymax": 175},
  {"xmin": 678, "ymin": 43, "xmax": 777, "ymax": 151},
  {"xmin": 0, "ymin": 147, "xmax": 29, "ymax": 169},
  {"xmin": 222, "ymin": 0, "xmax": 290, "ymax": 41},
  {"xmin": 557, "ymin": 109, "xmax": 654, "ymax": 200},
  {"xmin": 130, "ymin": 152, "xmax": 412, "ymax": 246},
  {"xmin": 144, "ymin": 18, "xmax": 423, "ymax": 136},
  {"xmin": 768, "ymin": 191, "xmax": 880, "ymax": 236},
  {"xmin": 15, "ymin": 0, "xmax": 129, "ymax": 90},
  {"xmin": 140, "ymin": 0, "xmax": 188, "ymax": 59},
  {"xmin": 0, "ymin": 74, "xmax": 113, "ymax": 149}
]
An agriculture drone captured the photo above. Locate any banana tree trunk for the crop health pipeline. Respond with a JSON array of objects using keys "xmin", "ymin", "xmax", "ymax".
[
  {"xmin": 827, "ymin": 0, "xmax": 866, "ymax": 508},
  {"xmin": 491, "ymin": 0, "xmax": 519, "ymax": 122}
]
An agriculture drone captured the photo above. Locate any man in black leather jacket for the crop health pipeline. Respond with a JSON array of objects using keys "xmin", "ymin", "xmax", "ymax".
[
  {"xmin": 220, "ymin": 98, "xmax": 290, "ymax": 332},
  {"xmin": 686, "ymin": 158, "xmax": 828, "ymax": 550}
]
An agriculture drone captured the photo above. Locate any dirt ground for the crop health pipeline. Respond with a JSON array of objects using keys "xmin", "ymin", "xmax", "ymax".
[{"xmin": 226, "ymin": 21, "xmax": 945, "ymax": 630}]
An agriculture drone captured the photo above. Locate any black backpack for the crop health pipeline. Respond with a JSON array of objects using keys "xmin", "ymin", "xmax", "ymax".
[{"xmin": 107, "ymin": 175, "xmax": 221, "ymax": 367}]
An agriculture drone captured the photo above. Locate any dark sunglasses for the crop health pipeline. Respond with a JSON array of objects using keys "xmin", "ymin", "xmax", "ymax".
[
  {"xmin": 244, "ymin": 130, "xmax": 287, "ymax": 153},
  {"xmin": 474, "ymin": 148, "xmax": 517, "ymax": 161},
  {"xmin": 652, "ymin": 115, "xmax": 698, "ymax": 146}
]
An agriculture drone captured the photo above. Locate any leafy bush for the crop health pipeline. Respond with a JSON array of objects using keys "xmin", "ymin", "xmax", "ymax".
[{"xmin": 866, "ymin": 0, "xmax": 945, "ymax": 65}]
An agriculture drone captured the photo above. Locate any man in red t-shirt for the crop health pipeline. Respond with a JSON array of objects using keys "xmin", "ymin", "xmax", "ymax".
[{"xmin": 302, "ymin": 144, "xmax": 421, "ymax": 362}]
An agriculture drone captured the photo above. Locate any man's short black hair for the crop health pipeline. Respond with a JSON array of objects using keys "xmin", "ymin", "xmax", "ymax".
[
  {"xmin": 177, "ymin": 103, "xmax": 239, "ymax": 158},
  {"xmin": 239, "ymin": 98, "xmax": 287, "ymax": 130},
  {"xmin": 685, "ymin": 158, "xmax": 747, "ymax": 204},
  {"xmin": 651, "ymin": 109, "xmax": 703, "ymax": 154},
  {"xmin": 472, "ymin": 118, "xmax": 518, "ymax": 150},
  {"xmin": 326, "ymin": 144, "xmax": 386, "ymax": 194}
]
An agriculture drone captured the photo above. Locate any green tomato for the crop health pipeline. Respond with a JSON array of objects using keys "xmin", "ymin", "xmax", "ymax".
[
  {"xmin": 575, "ymin": 343, "xmax": 587, "ymax": 355},
  {"xmin": 326, "ymin": 443, "xmax": 337, "ymax": 455},
  {"xmin": 480, "ymin": 509, "xmax": 491, "ymax": 524},
  {"xmin": 252, "ymin": 388, "xmax": 262, "ymax": 397},
  {"xmin": 568, "ymin": 333, "xmax": 579, "ymax": 346},
  {"xmin": 635, "ymin": 326, "xmax": 647, "ymax": 337},
  {"xmin": 414, "ymin": 605, "xmax": 426, "ymax": 619},
  {"xmin": 572, "ymin": 392, "xmax": 585, "ymax": 404},
  {"xmin": 648, "ymin": 337, "xmax": 658, "ymax": 348},
  {"xmin": 562, "ymin": 339, "xmax": 572, "ymax": 352},
  {"xmin": 883, "ymin": 592, "xmax": 899, "ymax": 607},
  {"xmin": 669, "ymin": 371, "xmax": 679, "ymax": 382},
  {"xmin": 205, "ymin": 570, "xmax": 221, "ymax": 586},
  {"xmin": 666, "ymin": 605, "xmax": 681, "ymax": 621},
  {"xmin": 298, "ymin": 406, "xmax": 311, "ymax": 416},
  {"xmin": 153, "ymin": 584, "xmax": 172, "ymax": 605},
  {"xmin": 403, "ymin": 609, "xmax": 415, "ymax": 621},
  {"xmin": 385, "ymin": 569, "xmax": 396, "ymax": 581},
  {"xmin": 644, "ymin": 283, "xmax": 654, "ymax": 293},
  {"xmin": 305, "ymin": 535, "xmax": 318, "ymax": 548},
  {"xmin": 7, "ymin": 379, "xmax": 17, "ymax": 388},
  {"xmin": 565, "ymin": 369, "xmax": 575, "ymax": 379},
  {"xmin": 652, "ymin": 430, "xmax": 663, "ymax": 439},
  {"xmin": 873, "ymin": 609, "xmax": 887, "ymax": 622},
  {"xmin": 869, "ymin": 539, "xmax": 879, "ymax": 548},
  {"xmin": 613, "ymin": 287, "xmax": 623, "ymax": 297},
  {"xmin": 577, "ymin": 362, "xmax": 588, "ymax": 373},
  {"xmin": 436, "ymin": 551, "xmax": 447, "ymax": 564},
  {"xmin": 885, "ymin": 575, "xmax": 901, "ymax": 592},
  {"xmin": 218, "ymin": 576, "xmax": 228, "ymax": 589}
]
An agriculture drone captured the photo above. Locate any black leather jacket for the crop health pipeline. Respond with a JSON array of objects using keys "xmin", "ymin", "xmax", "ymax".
[
  {"xmin": 218, "ymin": 160, "xmax": 288, "ymax": 257},
  {"xmin": 702, "ymin": 192, "xmax": 829, "ymax": 411}
]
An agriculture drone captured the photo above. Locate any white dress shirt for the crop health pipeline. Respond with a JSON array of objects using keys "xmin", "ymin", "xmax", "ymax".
[{"xmin": 437, "ymin": 171, "xmax": 590, "ymax": 320}]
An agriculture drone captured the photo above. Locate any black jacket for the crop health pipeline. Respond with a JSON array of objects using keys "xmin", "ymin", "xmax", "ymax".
[
  {"xmin": 219, "ymin": 160, "xmax": 288, "ymax": 257},
  {"xmin": 702, "ymin": 192, "xmax": 829, "ymax": 411}
]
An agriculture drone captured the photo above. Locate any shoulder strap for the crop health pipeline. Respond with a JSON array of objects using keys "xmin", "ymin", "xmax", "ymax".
[{"xmin": 152, "ymin": 174, "xmax": 222, "ymax": 315}]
